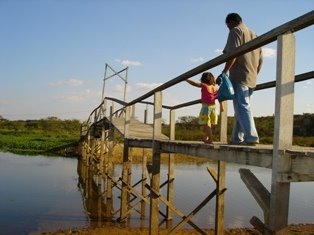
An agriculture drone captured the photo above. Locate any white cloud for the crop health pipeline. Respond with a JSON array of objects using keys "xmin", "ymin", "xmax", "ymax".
[
  {"xmin": 262, "ymin": 47, "xmax": 276, "ymax": 58},
  {"xmin": 191, "ymin": 57, "xmax": 205, "ymax": 63},
  {"xmin": 115, "ymin": 59, "xmax": 142, "ymax": 67},
  {"xmin": 215, "ymin": 49, "xmax": 223, "ymax": 54},
  {"xmin": 49, "ymin": 79, "xmax": 83, "ymax": 87},
  {"xmin": 300, "ymin": 80, "xmax": 312, "ymax": 89},
  {"xmin": 135, "ymin": 82, "xmax": 163, "ymax": 90},
  {"xmin": 215, "ymin": 47, "xmax": 276, "ymax": 59},
  {"xmin": 53, "ymin": 89, "xmax": 100, "ymax": 102},
  {"xmin": 67, "ymin": 79, "xmax": 84, "ymax": 86},
  {"xmin": 112, "ymin": 84, "xmax": 127, "ymax": 93}
]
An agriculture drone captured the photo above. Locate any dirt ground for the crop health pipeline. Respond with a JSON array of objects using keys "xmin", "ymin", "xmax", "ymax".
[{"xmin": 40, "ymin": 224, "xmax": 314, "ymax": 235}]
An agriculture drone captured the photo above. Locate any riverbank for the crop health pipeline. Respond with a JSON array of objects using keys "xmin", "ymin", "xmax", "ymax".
[{"xmin": 40, "ymin": 224, "xmax": 314, "ymax": 235}]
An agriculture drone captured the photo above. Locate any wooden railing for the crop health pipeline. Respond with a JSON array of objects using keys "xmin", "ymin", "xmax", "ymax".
[
  {"xmin": 80, "ymin": 11, "xmax": 314, "ymax": 234},
  {"xmin": 82, "ymin": 10, "xmax": 314, "ymax": 142}
]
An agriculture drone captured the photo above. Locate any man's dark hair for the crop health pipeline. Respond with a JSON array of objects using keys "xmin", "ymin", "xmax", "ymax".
[{"xmin": 226, "ymin": 13, "xmax": 242, "ymax": 24}]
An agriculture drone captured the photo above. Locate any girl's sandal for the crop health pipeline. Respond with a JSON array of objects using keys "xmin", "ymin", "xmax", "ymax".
[{"xmin": 203, "ymin": 140, "xmax": 213, "ymax": 144}]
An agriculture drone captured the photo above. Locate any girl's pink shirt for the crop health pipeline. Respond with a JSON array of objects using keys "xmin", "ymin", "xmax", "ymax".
[{"xmin": 201, "ymin": 83, "xmax": 217, "ymax": 105}]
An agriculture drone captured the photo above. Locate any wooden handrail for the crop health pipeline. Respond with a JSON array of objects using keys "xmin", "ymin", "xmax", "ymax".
[
  {"xmin": 82, "ymin": 10, "xmax": 314, "ymax": 134},
  {"xmin": 100, "ymin": 71, "xmax": 314, "ymax": 112},
  {"xmin": 126, "ymin": 10, "xmax": 314, "ymax": 106}
]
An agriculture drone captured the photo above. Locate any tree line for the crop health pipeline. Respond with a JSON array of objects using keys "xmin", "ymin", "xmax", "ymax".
[
  {"xmin": 0, "ymin": 114, "xmax": 313, "ymax": 154},
  {"xmin": 0, "ymin": 117, "xmax": 82, "ymax": 156},
  {"xmin": 0, "ymin": 116, "xmax": 81, "ymax": 134},
  {"xmin": 163, "ymin": 113, "xmax": 314, "ymax": 147}
]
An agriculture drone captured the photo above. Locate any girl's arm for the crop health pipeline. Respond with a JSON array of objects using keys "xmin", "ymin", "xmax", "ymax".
[{"xmin": 186, "ymin": 79, "xmax": 201, "ymax": 88}]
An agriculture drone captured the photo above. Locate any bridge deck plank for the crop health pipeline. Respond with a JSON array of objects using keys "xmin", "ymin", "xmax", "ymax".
[
  {"xmin": 111, "ymin": 117, "xmax": 169, "ymax": 140},
  {"xmin": 107, "ymin": 117, "xmax": 314, "ymax": 180}
]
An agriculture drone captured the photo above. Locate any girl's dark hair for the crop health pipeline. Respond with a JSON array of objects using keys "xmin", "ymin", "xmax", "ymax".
[
  {"xmin": 226, "ymin": 13, "xmax": 242, "ymax": 24},
  {"xmin": 200, "ymin": 72, "xmax": 215, "ymax": 85}
]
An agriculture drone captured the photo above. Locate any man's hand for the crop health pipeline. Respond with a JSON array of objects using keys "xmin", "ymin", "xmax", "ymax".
[{"xmin": 216, "ymin": 73, "xmax": 225, "ymax": 85}]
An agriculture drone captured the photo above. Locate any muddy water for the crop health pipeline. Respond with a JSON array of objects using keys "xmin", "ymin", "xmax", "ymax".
[{"xmin": 0, "ymin": 152, "xmax": 313, "ymax": 235}]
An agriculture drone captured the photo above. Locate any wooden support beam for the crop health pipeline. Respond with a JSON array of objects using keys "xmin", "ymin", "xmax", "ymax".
[
  {"xmin": 277, "ymin": 173, "xmax": 314, "ymax": 182},
  {"xmin": 149, "ymin": 141, "xmax": 161, "ymax": 235},
  {"xmin": 270, "ymin": 32, "xmax": 295, "ymax": 233},
  {"xmin": 207, "ymin": 166, "xmax": 218, "ymax": 183},
  {"xmin": 167, "ymin": 109, "xmax": 176, "ymax": 220},
  {"xmin": 169, "ymin": 189, "xmax": 220, "ymax": 235},
  {"xmin": 153, "ymin": 91, "xmax": 162, "ymax": 138},
  {"xmin": 148, "ymin": 91, "xmax": 163, "ymax": 234},
  {"xmin": 219, "ymin": 101, "xmax": 228, "ymax": 143},
  {"xmin": 239, "ymin": 168, "xmax": 270, "ymax": 224},
  {"xmin": 141, "ymin": 107, "xmax": 149, "ymax": 220},
  {"xmin": 141, "ymin": 149, "xmax": 148, "ymax": 219},
  {"xmin": 250, "ymin": 216, "xmax": 272, "ymax": 235},
  {"xmin": 124, "ymin": 106, "xmax": 130, "ymax": 138},
  {"xmin": 145, "ymin": 184, "xmax": 207, "ymax": 235},
  {"xmin": 215, "ymin": 161, "xmax": 226, "ymax": 235},
  {"xmin": 119, "ymin": 140, "xmax": 130, "ymax": 222}
]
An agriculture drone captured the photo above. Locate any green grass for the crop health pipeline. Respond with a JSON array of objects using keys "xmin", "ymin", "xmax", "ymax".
[{"xmin": 0, "ymin": 130, "xmax": 80, "ymax": 156}]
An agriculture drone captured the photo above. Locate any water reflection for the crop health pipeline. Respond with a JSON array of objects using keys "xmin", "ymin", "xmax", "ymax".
[
  {"xmin": 0, "ymin": 152, "xmax": 313, "ymax": 235},
  {"xmin": 0, "ymin": 152, "xmax": 87, "ymax": 235},
  {"xmin": 77, "ymin": 158, "xmax": 114, "ymax": 222}
]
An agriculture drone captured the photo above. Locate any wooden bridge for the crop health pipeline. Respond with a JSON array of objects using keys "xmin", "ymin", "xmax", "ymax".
[{"xmin": 79, "ymin": 11, "xmax": 314, "ymax": 235}]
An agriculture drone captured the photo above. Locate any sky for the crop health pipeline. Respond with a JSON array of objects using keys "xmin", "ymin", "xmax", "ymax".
[{"xmin": 0, "ymin": 1, "xmax": 313, "ymax": 122}]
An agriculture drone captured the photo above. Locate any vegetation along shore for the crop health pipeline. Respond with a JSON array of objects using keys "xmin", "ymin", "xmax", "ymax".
[{"xmin": 0, "ymin": 113, "xmax": 313, "ymax": 157}]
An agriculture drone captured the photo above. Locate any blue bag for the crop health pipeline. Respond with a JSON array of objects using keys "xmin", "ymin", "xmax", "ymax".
[{"xmin": 217, "ymin": 73, "xmax": 235, "ymax": 102}]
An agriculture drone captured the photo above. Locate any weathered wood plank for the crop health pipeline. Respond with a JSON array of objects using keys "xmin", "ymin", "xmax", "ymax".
[
  {"xmin": 215, "ymin": 161, "xmax": 226, "ymax": 235},
  {"xmin": 126, "ymin": 139, "xmax": 314, "ymax": 181},
  {"xmin": 269, "ymin": 32, "xmax": 295, "ymax": 232},
  {"xmin": 110, "ymin": 117, "xmax": 169, "ymax": 140},
  {"xmin": 250, "ymin": 216, "xmax": 271, "ymax": 234},
  {"xmin": 239, "ymin": 168, "xmax": 270, "ymax": 224}
]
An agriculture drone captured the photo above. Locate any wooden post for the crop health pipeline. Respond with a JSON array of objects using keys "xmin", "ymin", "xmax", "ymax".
[
  {"xmin": 87, "ymin": 131, "xmax": 91, "ymax": 166},
  {"xmin": 105, "ymin": 105, "xmax": 114, "ymax": 217},
  {"xmin": 141, "ymin": 106, "xmax": 149, "ymax": 219},
  {"xmin": 144, "ymin": 105, "xmax": 148, "ymax": 124},
  {"xmin": 111, "ymin": 101, "xmax": 115, "ymax": 117},
  {"xmin": 149, "ymin": 141, "xmax": 161, "ymax": 235},
  {"xmin": 120, "ymin": 106, "xmax": 131, "ymax": 222},
  {"xmin": 131, "ymin": 104, "xmax": 136, "ymax": 118},
  {"xmin": 120, "ymin": 140, "xmax": 130, "ymax": 222},
  {"xmin": 239, "ymin": 169, "xmax": 270, "ymax": 225},
  {"xmin": 124, "ymin": 106, "xmax": 130, "ymax": 138},
  {"xmin": 219, "ymin": 101, "xmax": 228, "ymax": 143},
  {"xmin": 167, "ymin": 109, "xmax": 175, "ymax": 220},
  {"xmin": 269, "ymin": 32, "xmax": 295, "ymax": 233},
  {"xmin": 149, "ymin": 91, "xmax": 162, "ymax": 235},
  {"xmin": 215, "ymin": 161, "xmax": 226, "ymax": 235},
  {"xmin": 152, "ymin": 91, "xmax": 162, "ymax": 138},
  {"xmin": 215, "ymin": 100, "xmax": 227, "ymax": 234}
]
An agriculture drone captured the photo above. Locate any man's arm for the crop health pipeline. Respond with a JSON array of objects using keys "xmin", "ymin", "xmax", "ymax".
[
  {"xmin": 257, "ymin": 49, "xmax": 263, "ymax": 74},
  {"xmin": 222, "ymin": 58, "xmax": 236, "ymax": 74}
]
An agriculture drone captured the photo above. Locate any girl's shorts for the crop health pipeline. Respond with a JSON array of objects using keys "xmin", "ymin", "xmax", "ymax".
[{"xmin": 199, "ymin": 104, "xmax": 218, "ymax": 126}]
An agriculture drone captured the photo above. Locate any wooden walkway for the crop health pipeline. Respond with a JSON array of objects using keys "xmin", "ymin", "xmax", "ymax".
[
  {"xmin": 79, "ymin": 11, "xmax": 314, "ymax": 235},
  {"xmin": 110, "ymin": 117, "xmax": 314, "ymax": 180},
  {"xmin": 80, "ymin": 114, "xmax": 314, "ymax": 235},
  {"xmin": 110, "ymin": 117, "xmax": 169, "ymax": 140}
]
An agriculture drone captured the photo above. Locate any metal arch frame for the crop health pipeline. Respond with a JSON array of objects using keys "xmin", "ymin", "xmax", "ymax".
[{"xmin": 101, "ymin": 63, "xmax": 129, "ymax": 102}]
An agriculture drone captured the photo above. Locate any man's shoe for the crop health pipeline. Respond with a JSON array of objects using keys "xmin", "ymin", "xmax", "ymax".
[
  {"xmin": 239, "ymin": 141, "xmax": 258, "ymax": 146},
  {"xmin": 229, "ymin": 141, "xmax": 258, "ymax": 146}
]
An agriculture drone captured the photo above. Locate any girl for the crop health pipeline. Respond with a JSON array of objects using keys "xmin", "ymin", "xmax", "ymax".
[{"xmin": 186, "ymin": 72, "xmax": 224, "ymax": 144}]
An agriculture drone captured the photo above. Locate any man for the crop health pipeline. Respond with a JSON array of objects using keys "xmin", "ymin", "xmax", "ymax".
[{"xmin": 220, "ymin": 13, "xmax": 263, "ymax": 145}]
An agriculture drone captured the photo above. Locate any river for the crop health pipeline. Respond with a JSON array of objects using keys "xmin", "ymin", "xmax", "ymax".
[{"xmin": 0, "ymin": 151, "xmax": 313, "ymax": 234}]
